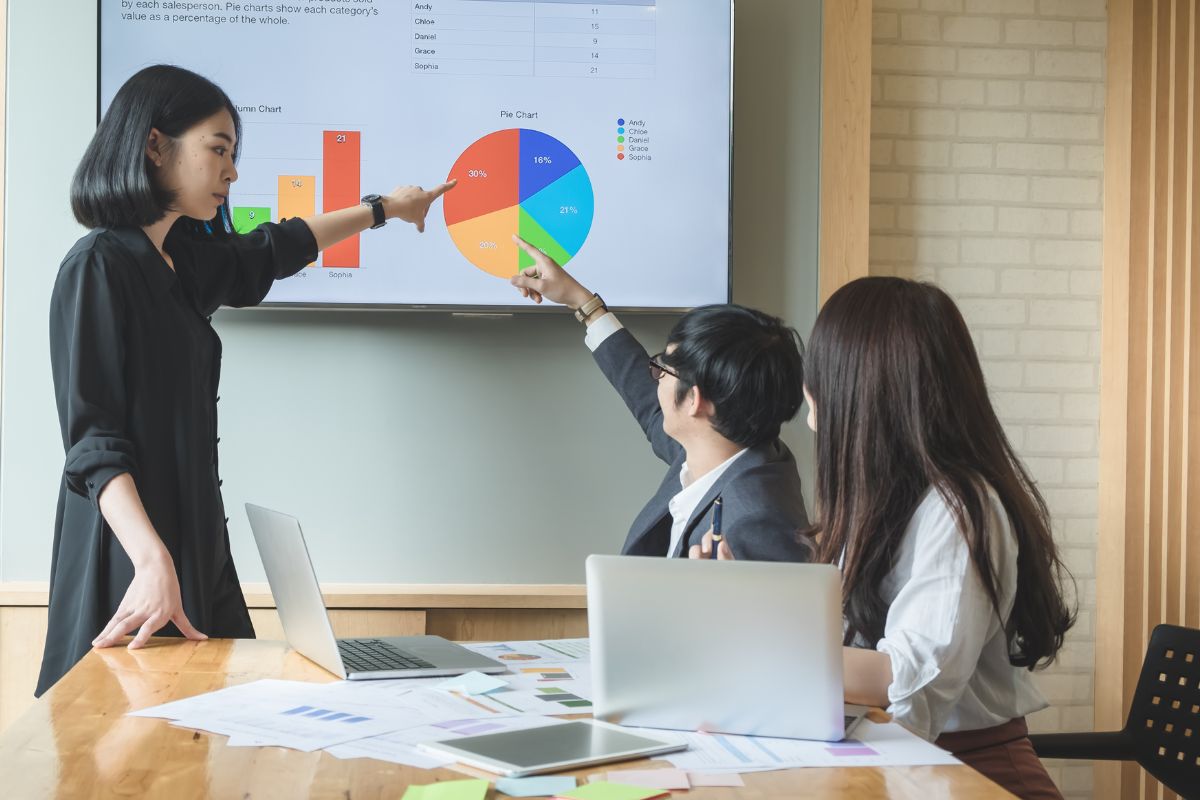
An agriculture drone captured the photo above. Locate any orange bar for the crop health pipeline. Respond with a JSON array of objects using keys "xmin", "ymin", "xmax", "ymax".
[
  {"xmin": 323, "ymin": 130, "xmax": 361, "ymax": 268},
  {"xmin": 278, "ymin": 175, "xmax": 316, "ymax": 267},
  {"xmin": 278, "ymin": 175, "xmax": 316, "ymax": 219}
]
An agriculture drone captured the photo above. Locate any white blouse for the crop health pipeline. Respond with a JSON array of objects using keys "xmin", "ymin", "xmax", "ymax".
[{"xmin": 867, "ymin": 486, "xmax": 1048, "ymax": 741}]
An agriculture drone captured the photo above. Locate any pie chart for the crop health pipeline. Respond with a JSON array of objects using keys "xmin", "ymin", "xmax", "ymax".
[{"xmin": 444, "ymin": 129, "xmax": 594, "ymax": 278}]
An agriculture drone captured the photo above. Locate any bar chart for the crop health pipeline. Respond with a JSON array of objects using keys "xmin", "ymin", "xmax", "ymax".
[{"xmin": 232, "ymin": 126, "xmax": 364, "ymax": 268}]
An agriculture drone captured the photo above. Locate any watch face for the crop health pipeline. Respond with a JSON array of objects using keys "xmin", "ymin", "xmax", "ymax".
[{"xmin": 361, "ymin": 194, "xmax": 382, "ymax": 204}]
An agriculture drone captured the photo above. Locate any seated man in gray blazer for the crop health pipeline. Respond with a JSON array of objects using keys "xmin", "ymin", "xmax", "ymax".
[{"xmin": 510, "ymin": 237, "xmax": 810, "ymax": 562}]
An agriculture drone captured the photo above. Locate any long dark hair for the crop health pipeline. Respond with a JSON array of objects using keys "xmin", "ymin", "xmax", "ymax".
[
  {"xmin": 805, "ymin": 277, "xmax": 1074, "ymax": 669},
  {"xmin": 72, "ymin": 64, "xmax": 241, "ymax": 230}
]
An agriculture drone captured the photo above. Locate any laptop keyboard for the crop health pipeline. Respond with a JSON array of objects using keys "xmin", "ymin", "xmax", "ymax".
[{"xmin": 338, "ymin": 639, "xmax": 437, "ymax": 674}]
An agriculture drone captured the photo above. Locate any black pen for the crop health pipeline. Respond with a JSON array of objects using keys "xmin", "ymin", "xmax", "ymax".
[{"xmin": 710, "ymin": 496, "xmax": 723, "ymax": 559}]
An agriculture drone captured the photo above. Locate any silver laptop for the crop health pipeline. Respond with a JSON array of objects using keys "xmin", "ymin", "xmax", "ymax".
[
  {"xmin": 245, "ymin": 504, "xmax": 507, "ymax": 680},
  {"xmin": 586, "ymin": 555, "xmax": 867, "ymax": 741}
]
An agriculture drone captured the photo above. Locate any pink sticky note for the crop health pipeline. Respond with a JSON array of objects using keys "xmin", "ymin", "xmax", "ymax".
[
  {"xmin": 688, "ymin": 772, "xmax": 745, "ymax": 787},
  {"xmin": 605, "ymin": 769, "xmax": 691, "ymax": 790}
]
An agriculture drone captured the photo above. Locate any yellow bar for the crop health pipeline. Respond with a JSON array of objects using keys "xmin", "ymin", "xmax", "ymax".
[
  {"xmin": 278, "ymin": 175, "xmax": 316, "ymax": 220},
  {"xmin": 278, "ymin": 175, "xmax": 316, "ymax": 266}
]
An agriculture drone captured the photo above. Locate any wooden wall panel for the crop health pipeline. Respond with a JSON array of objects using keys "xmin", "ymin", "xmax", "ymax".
[
  {"xmin": 246, "ymin": 609, "xmax": 427, "ymax": 642},
  {"xmin": 425, "ymin": 609, "xmax": 588, "ymax": 643},
  {"xmin": 819, "ymin": 0, "xmax": 872, "ymax": 302},
  {"xmin": 1096, "ymin": 1, "xmax": 1200, "ymax": 798}
]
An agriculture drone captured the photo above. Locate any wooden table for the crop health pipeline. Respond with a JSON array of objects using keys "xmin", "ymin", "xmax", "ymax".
[{"xmin": 0, "ymin": 639, "xmax": 1016, "ymax": 799}]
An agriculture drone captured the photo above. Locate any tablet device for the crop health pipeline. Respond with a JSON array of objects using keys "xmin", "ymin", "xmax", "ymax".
[{"xmin": 417, "ymin": 719, "xmax": 687, "ymax": 777}]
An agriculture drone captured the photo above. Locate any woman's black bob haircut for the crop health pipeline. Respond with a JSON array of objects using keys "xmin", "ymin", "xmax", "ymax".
[{"xmin": 71, "ymin": 64, "xmax": 241, "ymax": 230}]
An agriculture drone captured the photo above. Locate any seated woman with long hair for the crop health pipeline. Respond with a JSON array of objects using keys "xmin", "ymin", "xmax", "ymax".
[{"xmin": 694, "ymin": 277, "xmax": 1075, "ymax": 800}]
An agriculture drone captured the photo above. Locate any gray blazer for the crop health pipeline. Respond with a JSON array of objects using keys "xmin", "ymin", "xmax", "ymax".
[{"xmin": 593, "ymin": 327, "xmax": 812, "ymax": 562}]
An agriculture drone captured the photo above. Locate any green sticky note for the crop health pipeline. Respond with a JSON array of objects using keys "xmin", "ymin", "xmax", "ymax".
[
  {"xmin": 555, "ymin": 782, "xmax": 666, "ymax": 800},
  {"xmin": 402, "ymin": 779, "xmax": 490, "ymax": 800}
]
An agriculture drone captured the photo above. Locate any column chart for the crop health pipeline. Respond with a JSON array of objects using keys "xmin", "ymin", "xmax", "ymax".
[{"xmin": 230, "ymin": 125, "xmax": 364, "ymax": 269}]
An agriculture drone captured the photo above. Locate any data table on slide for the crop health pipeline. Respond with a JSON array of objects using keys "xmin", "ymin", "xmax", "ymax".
[{"xmin": 411, "ymin": 0, "xmax": 657, "ymax": 79}]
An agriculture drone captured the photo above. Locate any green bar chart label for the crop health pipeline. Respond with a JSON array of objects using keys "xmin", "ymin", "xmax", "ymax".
[{"xmin": 232, "ymin": 206, "xmax": 271, "ymax": 234}]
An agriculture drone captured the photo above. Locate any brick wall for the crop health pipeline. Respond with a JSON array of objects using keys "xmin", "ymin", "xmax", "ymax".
[{"xmin": 868, "ymin": 1, "xmax": 1105, "ymax": 796}]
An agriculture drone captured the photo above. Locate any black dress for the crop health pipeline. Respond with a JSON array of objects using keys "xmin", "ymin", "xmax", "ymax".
[{"xmin": 37, "ymin": 218, "xmax": 317, "ymax": 696}]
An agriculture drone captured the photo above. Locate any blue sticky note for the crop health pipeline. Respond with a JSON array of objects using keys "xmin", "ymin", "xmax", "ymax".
[
  {"xmin": 435, "ymin": 671, "xmax": 510, "ymax": 695},
  {"xmin": 496, "ymin": 776, "xmax": 577, "ymax": 797}
]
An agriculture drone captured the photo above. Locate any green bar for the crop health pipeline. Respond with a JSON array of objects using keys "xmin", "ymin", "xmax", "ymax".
[{"xmin": 232, "ymin": 206, "xmax": 271, "ymax": 234}]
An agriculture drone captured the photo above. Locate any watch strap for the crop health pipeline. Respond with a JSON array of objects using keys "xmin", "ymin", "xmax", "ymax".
[
  {"xmin": 362, "ymin": 195, "xmax": 387, "ymax": 229},
  {"xmin": 575, "ymin": 294, "xmax": 607, "ymax": 323}
]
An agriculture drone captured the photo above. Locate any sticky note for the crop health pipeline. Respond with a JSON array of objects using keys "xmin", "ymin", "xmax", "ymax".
[
  {"xmin": 688, "ymin": 771, "xmax": 745, "ymax": 787},
  {"xmin": 402, "ymin": 778, "xmax": 490, "ymax": 800},
  {"xmin": 434, "ymin": 671, "xmax": 510, "ymax": 695},
  {"xmin": 554, "ymin": 782, "xmax": 670, "ymax": 800},
  {"xmin": 606, "ymin": 769, "xmax": 690, "ymax": 789},
  {"xmin": 496, "ymin": 775, "xmax": 577, "ymax": 797}
]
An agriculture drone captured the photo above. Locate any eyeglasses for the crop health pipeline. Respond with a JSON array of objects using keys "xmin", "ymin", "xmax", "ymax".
[{"xmin": 648, "ymin": 353, "xmax": 681, "ymax": 381}]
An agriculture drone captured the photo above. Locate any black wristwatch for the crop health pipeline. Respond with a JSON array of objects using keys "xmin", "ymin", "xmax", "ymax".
[{"xmin": 361, "ymin": 194, "xmax": 387, "ymax": 229}]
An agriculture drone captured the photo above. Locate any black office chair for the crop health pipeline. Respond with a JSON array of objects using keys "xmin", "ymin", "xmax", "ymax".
[{"xmin": 1029, "ymin": 623, "xmax": 1200, "ymax": 799}]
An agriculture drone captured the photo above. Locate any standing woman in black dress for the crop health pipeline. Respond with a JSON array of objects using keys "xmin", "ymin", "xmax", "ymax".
[{"xmin": 37, "ymin": 64, "xmax": 453, "ymax": 695}]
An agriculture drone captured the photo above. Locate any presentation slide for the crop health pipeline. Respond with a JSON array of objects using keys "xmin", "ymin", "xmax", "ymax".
[{"xmin": 99, "ymin": 0, "xmax": 732, "ymax": 310}]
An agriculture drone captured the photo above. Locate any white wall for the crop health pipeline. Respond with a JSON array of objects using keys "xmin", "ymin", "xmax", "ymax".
[
  {"xmin": 869, "ymin": 1, "xmax": 1105, "ymax": 796},
  {"xmin": 0, "ymin": 0, "xmax": 823, "ymax": 584}
]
